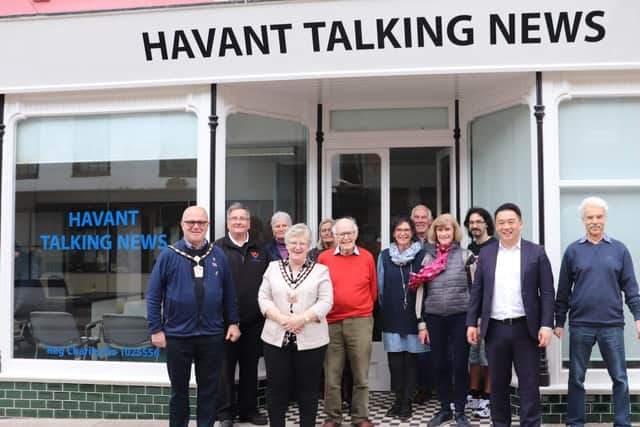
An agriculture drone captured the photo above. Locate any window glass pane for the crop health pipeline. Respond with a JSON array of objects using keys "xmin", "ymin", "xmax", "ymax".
[
  {"xmin": 389, "ymin": 147, "xmax": 448, "ymax": 221},
  {"xmin": 225, "ymin": 113, "xmax": 307, "ymax": 242},
  {"xmin": 559, "ymin": 191, "xmax": 640, "ymax": 363},
  {"xmin": 17, "ymin": 112, "xmax": 197, "ymax": 164},
  {"xmin": 331, "ymin": 153, "xmax": 381, "ymax": 258},
  {"xmin": 470, "ymin": 105, "xmax": 532, "ymax": 239},
  {"xmin": 14, "ymin": 112, "xmax": 197, "ymax": 362},
  {"xmin": 330, "ymin": 107, "xmax": 448, "ymax": 132},
  {"xmin": 559, "ymin": 98, "xmax": 640, "ymax": 180}
]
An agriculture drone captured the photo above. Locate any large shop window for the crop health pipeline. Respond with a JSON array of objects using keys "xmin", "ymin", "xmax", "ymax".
[
  {"xmin": 225, "ymin": 113, "xmax": 307, "ymax": 241},
  {"xmin": 14, "ymin": 112, "xmax": 197, "ymax": 362},
  {"xmin": 559, "ymin": 98, "xmax": 640, "ymax": 366},
  {"xmin": 470, "ymin": 105, "xmax": 533, "ymax": 240}
]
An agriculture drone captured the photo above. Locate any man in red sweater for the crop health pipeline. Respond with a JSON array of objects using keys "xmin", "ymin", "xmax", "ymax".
[{"xmin": 318, "ymin": 217, "xmax": 377, "ymax": 427}]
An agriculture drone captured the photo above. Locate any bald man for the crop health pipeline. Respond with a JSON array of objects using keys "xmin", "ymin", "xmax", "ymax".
[{"xmin": 147, "ymin": 206, "xmax": 241, "ymax": 427}]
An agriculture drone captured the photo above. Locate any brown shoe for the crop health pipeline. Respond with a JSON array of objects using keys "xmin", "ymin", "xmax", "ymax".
[
  {"xmin": 322, "ymin": 419, "xmax": 341, "ymax": 427},
  {"xmin": 353, "ymin": 419, "xmax": 374, "ymax": 427}
]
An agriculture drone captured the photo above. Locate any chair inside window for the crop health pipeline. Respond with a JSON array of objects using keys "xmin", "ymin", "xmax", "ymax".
[
  {"xmin": 28, "ymin": 311, "xmax": 99, "ymax": 359},
  {"xmin": 100, "ymin": 313, "xmax": 156, "ymax": 361}
]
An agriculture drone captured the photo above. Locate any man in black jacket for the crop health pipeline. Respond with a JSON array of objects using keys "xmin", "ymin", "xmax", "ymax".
[{"xmin": 216, "ymin": 203, "xmax": 270, "ymax": 426}]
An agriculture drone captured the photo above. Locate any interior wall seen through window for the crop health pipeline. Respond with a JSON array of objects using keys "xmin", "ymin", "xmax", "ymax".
[{"xmin": 225, "ymin": 113, "xmax": 307, "ymax": 243}]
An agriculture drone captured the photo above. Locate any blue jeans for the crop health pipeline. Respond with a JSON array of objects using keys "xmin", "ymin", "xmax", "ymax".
[{"xmin": 567, "ymin": 326, "xmax": 630, "ymax": 427}]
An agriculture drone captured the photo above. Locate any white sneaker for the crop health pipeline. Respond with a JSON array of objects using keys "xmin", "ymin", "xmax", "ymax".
[
  {"xmin": 466, "ymin": 396, "xmax": 483, "ymax": 410},
  {"xmin": 473, "ymin": 403, "xmax": 490, "ymax": 418}
]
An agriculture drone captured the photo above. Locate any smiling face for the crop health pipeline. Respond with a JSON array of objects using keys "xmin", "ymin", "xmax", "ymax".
[
  {"xmin": 227, "ymin": 208, "xmax": 250, "ymax": 239},
  {"xmin": 435, "ymin": 223, "xmax": 454, "ymax": 246},
  {"xmin": 287, "ymin": 235, "xmax": 310, "ymax": 266},
  {"xmin": 335, "ymin": 218, "xmax": 358, "ymax": 255},
  {"xmin": 181, "ymin": 206, "xmax": 209, "ymax": 247},
  {"xmin": 411, "ymin": 205, "xmax": 432, "ymax": 239},
  {"xmin": 496, "ymin": 209, "xmax": 523, "ymax": 248},
  {"xmin": 272, "ymin": 220, "xmax": 289, "ymax": 242},
  {"xmin": 393, "ymin": 221, "xmax": 414, "ymax": 249},
  {"xmin": 319, "ymin": 222, "xmax": 335, "ymax": 247},
  {"xmin": 583, "ymin": 205, "xmax": 607, "ymax": 242}
]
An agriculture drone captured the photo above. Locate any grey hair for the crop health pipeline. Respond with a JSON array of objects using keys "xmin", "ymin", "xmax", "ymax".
[
  {"xmin": 227, "ymin": 202, "xmax": 250, "ymax": 218},
  {"xmin": 285, "ymin": 223, "xmax": 312, "ymax": 246},
  {"xmin": 332, "ymin": 217, "xmax": 359, "ymax": 237},
  {"xmin": 578, "ymin": 197, "xmax": 608, "ymax": 218},
  {"xmin": 411, "ymin": 204, "xmax": 433, "ymax": 220},
  {"xmin": 271, "ymin": 211, "xmax": 292, "ymax": 228}
]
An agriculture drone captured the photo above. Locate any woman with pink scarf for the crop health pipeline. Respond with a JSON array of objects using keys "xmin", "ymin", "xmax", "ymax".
[{"xmin": 410, "ymin": 213, "xmax": 475, "ymax": 427}]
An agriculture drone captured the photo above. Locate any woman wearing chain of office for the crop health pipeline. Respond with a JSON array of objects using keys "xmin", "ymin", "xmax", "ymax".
[{"xmin": 258, "ymin": 223, "xmax": 334, "ymax": 427}]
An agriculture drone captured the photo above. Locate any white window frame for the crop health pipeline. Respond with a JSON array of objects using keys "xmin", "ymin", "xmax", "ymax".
[
  {"xmin": 542, "ymin": 71, "xmax": 640, "ymax": 392},
  {"xmin": 0, "ymin": 86, "xmax": 211, "ymax": 386}
]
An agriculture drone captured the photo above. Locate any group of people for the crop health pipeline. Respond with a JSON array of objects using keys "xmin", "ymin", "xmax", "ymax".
[{"xmin": 146, "ymin": 195, "xmax": 640, "ymax": 427}]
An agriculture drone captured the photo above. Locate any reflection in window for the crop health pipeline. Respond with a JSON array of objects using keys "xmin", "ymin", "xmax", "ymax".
[
  {"xmin": 225, "ymin": 113, "xmax": 307, "ymax": 242},
  {"xmin": 72, "ymin": 161, "xmax": 111, "ymax": 177},
  {"xmin": 14, "ymin": 112, "xmax": 197, "ymax": 362}
]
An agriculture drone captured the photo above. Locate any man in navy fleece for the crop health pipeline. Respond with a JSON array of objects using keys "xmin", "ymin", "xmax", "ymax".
[
  {"xmin": 554, "ymin": 196, "xmax": 640, "ymax": 427},
  {"xmin": 147, "ymin": 206, "xmax": 241, "ymax": 427}
]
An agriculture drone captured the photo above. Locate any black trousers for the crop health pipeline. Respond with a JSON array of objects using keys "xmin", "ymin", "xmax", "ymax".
[
  {"xmin": 217, "ymin": 320, "xmax": 261, "ymax": 420},
  {"xmin": 387, "ymin": 351, "xmax": 417, "ymax": 400},
  {"xmin": 166, "ymin": 334, "xmax": 223, "ymax": 427},
  {"xmin": 263, "ymin": 341, "xmax": 327, "ymax": 427},
  {"xmin": 485, "ymin": 318, "xmax": 541, "ymax": 427},
  {"xmin": 425, "ymin": 312, "xmax": 470, "ymax": 413}
]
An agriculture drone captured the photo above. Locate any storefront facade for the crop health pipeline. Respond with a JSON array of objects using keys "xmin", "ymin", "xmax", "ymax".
[{"xmin": 1, "ymin": 0, "xmax": 640, "ymax": 422}]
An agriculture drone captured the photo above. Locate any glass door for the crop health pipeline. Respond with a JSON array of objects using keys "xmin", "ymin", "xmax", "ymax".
[{"xmin": 324, "ymin": 150, "xmax": 388, "ymax": 260}]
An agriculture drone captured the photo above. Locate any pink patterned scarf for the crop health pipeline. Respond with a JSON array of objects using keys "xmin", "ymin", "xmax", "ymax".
[{"xmin": 409, "ymin": 243, "xmax": 451, "ymax": 289}]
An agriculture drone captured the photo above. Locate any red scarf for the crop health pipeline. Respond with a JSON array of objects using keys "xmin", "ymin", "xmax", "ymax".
[{"xmin": 409, "ymin": 243, "xmax": 451, "ymax": 290}]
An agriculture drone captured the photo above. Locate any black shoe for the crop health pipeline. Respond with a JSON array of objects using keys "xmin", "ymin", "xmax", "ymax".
[
  {"xmin": 413, "ymin": 387, "xmax": 432, "ymax": 404},
  {"xmin": 455, "ymin": 412, "xmax": 471, "ymax": 427},
  {"xmin": 427, "ymin": 410, "xmax": 453, "ymax": 427},
  {"xmin": 398, "ymin": 399, "xmax": 412, "ymax": 420},
  {"xmin": 385, "ymin": 394, "xmax": 401, "ymax": 417},
  {"xmin": 239, "ymin": 412, "xmax": 268, "ymax": 425},
  {"xmin": 219, "ymin": 420, "xmax": 234, "ymax": 427}
]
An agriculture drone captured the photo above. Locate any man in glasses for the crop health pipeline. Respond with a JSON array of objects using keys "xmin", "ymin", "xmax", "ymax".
[
  {"xmin": 215, "ymin": 202, "xmax": 270, "ymax": 426},
  {"xmin": 147, "ymin": 205, "xmax": 241, "ymax": 427},
  {"xmin": 463, "ymin": 207, "xmax": 496, "ymax": 419},
  {"xmin": 318, "ymin": 217, "xmax": 377, "ymax": 427}
]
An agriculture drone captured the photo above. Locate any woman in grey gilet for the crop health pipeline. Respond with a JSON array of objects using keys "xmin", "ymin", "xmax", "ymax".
[{"xmin": 410, "ymin": 213, "xmax": 475, "ymax": 427}]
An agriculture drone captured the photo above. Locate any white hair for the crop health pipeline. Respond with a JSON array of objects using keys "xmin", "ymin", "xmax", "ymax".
[
  {"xmin": 332, "ymin": 217, "xmax": 359, "ymax": 237},
  {"xmin": 270, "ymin": 211, "xmax": 292, "ymax": 228},
  {"xmin": 578, "ymin": 196, "xmax": 608, "ymax": 218},
  {"xmin": 285, "ymin": 223, "xmax": 312, "ymax": 246}
]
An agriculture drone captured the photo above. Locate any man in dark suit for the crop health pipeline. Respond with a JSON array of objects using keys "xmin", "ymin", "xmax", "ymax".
[{"xmin": 466, "ymin": 203, "xmax": 554, "ymax": 427}]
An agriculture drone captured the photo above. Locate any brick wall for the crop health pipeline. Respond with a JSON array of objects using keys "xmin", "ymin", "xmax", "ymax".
[
  {"xmin": 510, "ymin": 388, "xmax": 640, "ymax": 424},
  {"xmin": 0, "ymin": 379, "xmax": 267, "ymax": 419}
]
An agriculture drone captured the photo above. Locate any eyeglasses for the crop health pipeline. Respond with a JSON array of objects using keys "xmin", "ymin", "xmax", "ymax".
[
  {"xmin": 336, "ymin": 231, "xmax": 355, "ymax": 238},
  {"xmin": 228, "ymin": 216, "xmax": 249, "ymax": 222},
  {"xmin": 183, "ymin": 220, "xmax": 209, "ymax": 228}
]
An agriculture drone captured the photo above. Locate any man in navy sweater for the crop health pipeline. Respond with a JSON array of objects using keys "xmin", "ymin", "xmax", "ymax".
[
  {"xmin": 555, "ymin": 197, "xmax": 640, "ymax": 427},
  {"xmin": 147, "ymin": 206, "xmax": 241, "ymax": 427}
]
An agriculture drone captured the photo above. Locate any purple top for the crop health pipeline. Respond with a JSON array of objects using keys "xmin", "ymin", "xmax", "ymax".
[{"xmin": 277, "ymin": 241, "xmax": 289, "ymax": 260}]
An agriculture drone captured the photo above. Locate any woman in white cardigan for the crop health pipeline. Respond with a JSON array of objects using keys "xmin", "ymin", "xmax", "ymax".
[{"xmin": 258, "ymin": 223, "xmax": 333, "ymax": 427}]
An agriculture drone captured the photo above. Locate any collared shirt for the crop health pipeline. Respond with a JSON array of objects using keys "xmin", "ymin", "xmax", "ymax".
[
  {"xmin": 184, "ymin": 239, "xmax": 208, "ymax": 250},
  {"xmin": 228, "ymin": 232, "xmax": 249, "ymax": 248},
  {"xmin": 334, "ymin": 245, "xmax": 360, "ymax": 256},
  {"xmin": 555, "ymin": 233, "xmax": 640, "ymax": 327},
  {"xmin": 491, "ymin": 239, "xmax": 525, "ymax": 320}
]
